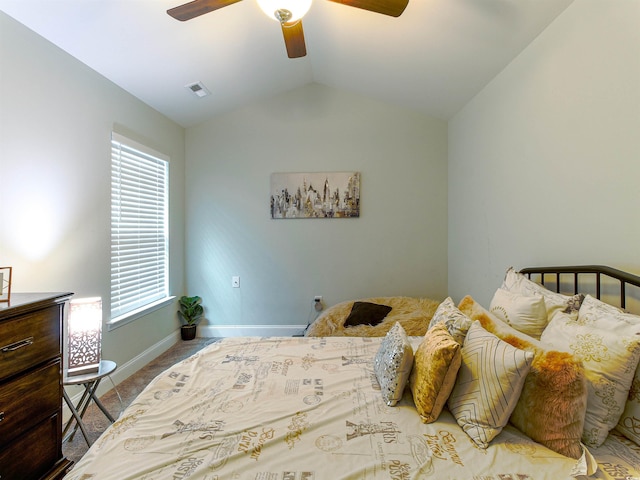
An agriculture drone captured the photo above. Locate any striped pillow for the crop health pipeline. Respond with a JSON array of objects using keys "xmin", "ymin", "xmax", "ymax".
[{"xmin": 448, "ymin": 321, "xmax": 534, "ymax": 448}]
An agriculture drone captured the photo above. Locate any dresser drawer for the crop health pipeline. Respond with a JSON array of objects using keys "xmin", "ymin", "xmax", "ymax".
[
  {"xmin": 0, "ymin": 305, "xmax": 61, "ymax": 381},
  {"xmin": 0, "ymin": 414, "xmax": 60, "ymax": 480},
  {"xmin": 0, "ymin": 360, "xmax": 61, "ymax": 447}
]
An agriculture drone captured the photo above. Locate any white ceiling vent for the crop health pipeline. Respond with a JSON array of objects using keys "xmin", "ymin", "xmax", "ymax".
[{"xmin": 185, "ymin": 81, "xmax": 210, "ymax": 98}]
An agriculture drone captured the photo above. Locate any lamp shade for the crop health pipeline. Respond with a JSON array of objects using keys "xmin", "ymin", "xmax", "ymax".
[
  {"xmin": 256, "ymin": 0, "xmax": 312, "ymax": 22},
  {"xmin": 67, "ymin": 297, "xmax": 102, "ymax": 376}
]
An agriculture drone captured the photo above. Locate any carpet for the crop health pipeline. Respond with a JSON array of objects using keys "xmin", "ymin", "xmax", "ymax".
[{"xmin": 62, "ymin": 337, "xmax": 220, "ymax": 465}]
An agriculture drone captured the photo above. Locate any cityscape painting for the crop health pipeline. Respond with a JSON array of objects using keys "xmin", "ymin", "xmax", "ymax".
[{"xmin": 270, "ymin": 172, "xmax": 360, "ymax": 219}]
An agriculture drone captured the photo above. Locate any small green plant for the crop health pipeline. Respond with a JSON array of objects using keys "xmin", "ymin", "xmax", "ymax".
[{"xmin": 178, "ymin": 295, "xmax": 203, "ymax": 326}]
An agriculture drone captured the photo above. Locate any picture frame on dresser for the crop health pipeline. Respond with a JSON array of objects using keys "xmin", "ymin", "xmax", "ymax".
[
  {"xmin": 0, "ymin": 266, "xmax": 12, "ymax": 302},
  {"xmin": 0, "ymin": 292, "xmax": 74, "ymax": 479}
]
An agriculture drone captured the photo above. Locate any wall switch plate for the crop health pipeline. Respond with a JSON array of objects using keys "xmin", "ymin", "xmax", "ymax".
[{"xmin": 232, "ymin": 276, "xmax": 240, "ymax": 288}]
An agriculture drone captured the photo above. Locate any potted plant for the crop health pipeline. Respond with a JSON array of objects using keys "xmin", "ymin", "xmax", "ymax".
[{"xmin": 178, "ymin": 295, "xmax": 203, "ymax": 341}]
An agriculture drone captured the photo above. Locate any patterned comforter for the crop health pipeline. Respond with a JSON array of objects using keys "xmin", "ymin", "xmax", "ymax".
[{"xmin": 65, "ymin": 336, "xmax": 640, "ymax": 480}]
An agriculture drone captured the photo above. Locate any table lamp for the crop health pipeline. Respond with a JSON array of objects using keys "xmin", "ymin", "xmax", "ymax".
[{"xmin": 67, "ymin": 297, "xmax": 102, "ymax": 376}]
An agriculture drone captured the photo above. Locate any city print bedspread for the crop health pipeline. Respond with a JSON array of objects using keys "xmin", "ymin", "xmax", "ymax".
[{"xmin": 65, "ymin": 336, "xmax": 638, "ymax": 480}]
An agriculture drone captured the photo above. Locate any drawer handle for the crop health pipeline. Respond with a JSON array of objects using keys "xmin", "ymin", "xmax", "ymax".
[{"xmin": 1, "ymin": 337, "xmax": 34, "ymax": 353}]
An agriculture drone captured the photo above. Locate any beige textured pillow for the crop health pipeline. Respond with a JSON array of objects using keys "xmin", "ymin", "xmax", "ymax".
[
  {"xmin": 409, "ymin": 322, "xmax": 461, "ymax": 423},
  {"xmin": 427, "ymin": 297, "xmax": 472, "ymax": 345},
  {"xmin": 540, "ymin": 294, "xmax": 640, "ymax": 448},
  {"xmin": 373, "ymin": 322, "xmax": 414, "ymax": 406},
  {"xmin": 489, "ymin": 288, "xmax": 548, "ymax": 339},
  {"xmin": 458, "ymin": 295, "xmax": 588, "ymax": 459},
  {"xmin": 447, "ymin": 321, "xmax": 534, "ymax": 449}
]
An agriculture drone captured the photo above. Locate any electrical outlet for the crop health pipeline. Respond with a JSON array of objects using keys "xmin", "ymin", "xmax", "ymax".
[
  {"xmin": 232, "ymin": 276, "xmax": 240, "ymax": 288},
  {"xmin": 314, "ymin": 295, "xmax": 323, "ymax": 312}
]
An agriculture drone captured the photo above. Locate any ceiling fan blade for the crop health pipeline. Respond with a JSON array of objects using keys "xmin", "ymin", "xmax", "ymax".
[
  {"xmin": 281, "ymin": 20, "xmax": 307, "ymax": 59},
  {"xmin": 167, "ymin": 0, "xmax": 243, "ymax": 21},
  {"xmin": 327, "ymin": 0, "xmax": 408, "ymax": 17}
]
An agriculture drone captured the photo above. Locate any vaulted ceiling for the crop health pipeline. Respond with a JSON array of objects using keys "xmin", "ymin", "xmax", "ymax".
[{"xmin": 0, "ymin": 0, "xmax": 573, "ymax": 127}]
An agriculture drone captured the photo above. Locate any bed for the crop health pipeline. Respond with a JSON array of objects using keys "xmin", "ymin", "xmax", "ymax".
[{"xmin": 64, "ymin": 266, "xmax": 640, "ymax": 480}]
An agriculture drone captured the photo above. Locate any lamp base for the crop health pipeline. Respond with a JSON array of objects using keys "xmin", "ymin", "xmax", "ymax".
[{"xmin": 67, "ymin": 364, "xmax": 100, "ymax": 377}]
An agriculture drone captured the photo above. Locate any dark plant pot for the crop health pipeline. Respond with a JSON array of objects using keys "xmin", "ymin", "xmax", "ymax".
[{"xmin": 181, "ymin": 324, "xmax": 197, "ymax": 341}]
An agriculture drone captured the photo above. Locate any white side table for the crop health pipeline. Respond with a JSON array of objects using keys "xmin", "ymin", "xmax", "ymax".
[{"xmin": 62, "ymin": 359, "xmax": 117, "ymax": 446}]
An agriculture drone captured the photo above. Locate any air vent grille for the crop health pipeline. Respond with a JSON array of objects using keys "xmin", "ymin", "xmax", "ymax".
[{"xmin": 185, "ymin": 81, "xmax": 210, "ymax": 98}]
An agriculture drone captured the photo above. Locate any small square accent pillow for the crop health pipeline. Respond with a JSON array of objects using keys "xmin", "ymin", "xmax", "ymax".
[
  {"xmin": 373, "ymin": 322, "xmax": 414, "ymax": 406},
  {"xmin": 427, "ymin": 297, "xmax": 472, "ymax": 345},
  {"xmin": 489, "ymin": 288, "xmax": 548, "ymax": 339},
  {"xmin": 409, "ymin": 322, "xmax": 461, "ymax": 423},
  {"xmin": 447, "ymin": 321, "xmax": 534, "ymax": 449},
  {"xmin": 540, "ymin": 294, "xmax": 640, "ymax": 448},
  {"xmin": 458, "ymin": 295, "xmax": 588, "ymax": 459},
  {"xmin": 344, "ymin": 301, "xmax": 392, "ymax": 328}
]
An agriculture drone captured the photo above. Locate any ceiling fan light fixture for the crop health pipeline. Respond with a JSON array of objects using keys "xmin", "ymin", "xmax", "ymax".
[{"xmin": 256, "ymin": 0, "xmax": 311, "ymax": 23}]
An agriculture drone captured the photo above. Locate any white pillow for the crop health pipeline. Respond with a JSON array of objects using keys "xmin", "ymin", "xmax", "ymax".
[
  {"xmin": 618, "ymin": 365, "xmax": 640, "ymax": 447},
  {"xmin": 578, "ymin": 294, "xmax": 640, "ymax": 329},
  {"xmin": 540, "ymin": 294, "xmax": 640, "ymax": 448},
  {"xmin": 502, "ymin": 267, "xmax": 583, "ymax": 323},
  {"xmin": 427, "ymin": 297, "xmax": 472, "ymax": 345},
  {"xmin": 489, "ymin": 288, "xmax": 548, "ymax": 339},
  {"xmin": 373, "ymin": 322, "xmax": 414, "ymax": 406},
  {"xmin": 575, "ymin": 295, "xmax": 640, "ymax": 447},
  {"xmin": 447, "ymin": 321, "xmax": 534, "ymax": 449}
]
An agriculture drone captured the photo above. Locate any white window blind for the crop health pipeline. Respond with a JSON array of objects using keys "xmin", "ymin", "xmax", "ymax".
[{"xmin": 110, "ymin": 132, "xmax": 169, "ymax": 322}]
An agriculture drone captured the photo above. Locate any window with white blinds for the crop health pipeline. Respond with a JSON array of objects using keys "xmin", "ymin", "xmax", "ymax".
[{"xmin": 110, "ymin": 132, "xmax": 169, "ymax": 323}]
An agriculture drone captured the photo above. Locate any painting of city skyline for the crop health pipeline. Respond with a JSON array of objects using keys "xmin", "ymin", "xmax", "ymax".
[{"xmin": 270, "ymin": 172, "xmax": 360, "ymax": 219}]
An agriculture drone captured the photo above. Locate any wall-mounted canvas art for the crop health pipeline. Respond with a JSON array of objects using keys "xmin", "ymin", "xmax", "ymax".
[{"xmin": 270, "ymin": 172, "xmax": 360, "ymax": 219}]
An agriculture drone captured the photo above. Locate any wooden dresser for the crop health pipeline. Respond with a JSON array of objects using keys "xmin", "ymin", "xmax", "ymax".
[{"xmin": 0, "ymin": 292, "xmax": 74, "ymax": 480}]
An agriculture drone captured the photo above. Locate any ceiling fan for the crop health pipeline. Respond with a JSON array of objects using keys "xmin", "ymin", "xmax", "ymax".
[{"xmin": 167, "ymin": 0, "xmax": 409, "ymax": 58}]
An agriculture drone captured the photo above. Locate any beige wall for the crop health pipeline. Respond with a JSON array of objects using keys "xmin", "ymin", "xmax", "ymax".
[
  {"xmin": 0, "ymin": 12, "xmax": 186, "ymax": 366},
  {"xmin": 448, "ymin": 0, "xmax": 640, "ymax": 305},
  {"xmin": 1, "ymin": 11, "xmax": 448, "ymax": 344},
  {"xmin": 185, "ymin": 84, "xmax": 448, "ymax": 333}
]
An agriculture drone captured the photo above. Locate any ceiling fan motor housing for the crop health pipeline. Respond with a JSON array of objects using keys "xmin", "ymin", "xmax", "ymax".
[{"xmin": 256, "ymin": 0, "xmax": 312, "ymax": 22}]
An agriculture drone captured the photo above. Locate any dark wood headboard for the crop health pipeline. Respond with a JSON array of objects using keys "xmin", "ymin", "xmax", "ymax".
[{"xmin": 519, "ymin": 265, "xmax": 640, "ymax": 311}]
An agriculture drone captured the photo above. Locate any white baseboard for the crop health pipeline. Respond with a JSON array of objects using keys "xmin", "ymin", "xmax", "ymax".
[
  {"xmin": 199, "ymin": 324, "xmax": 308, "ymax": 337},
  {"xmin": 62, "ymin": 330, "xmax": 180, "ymax": 423}
]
